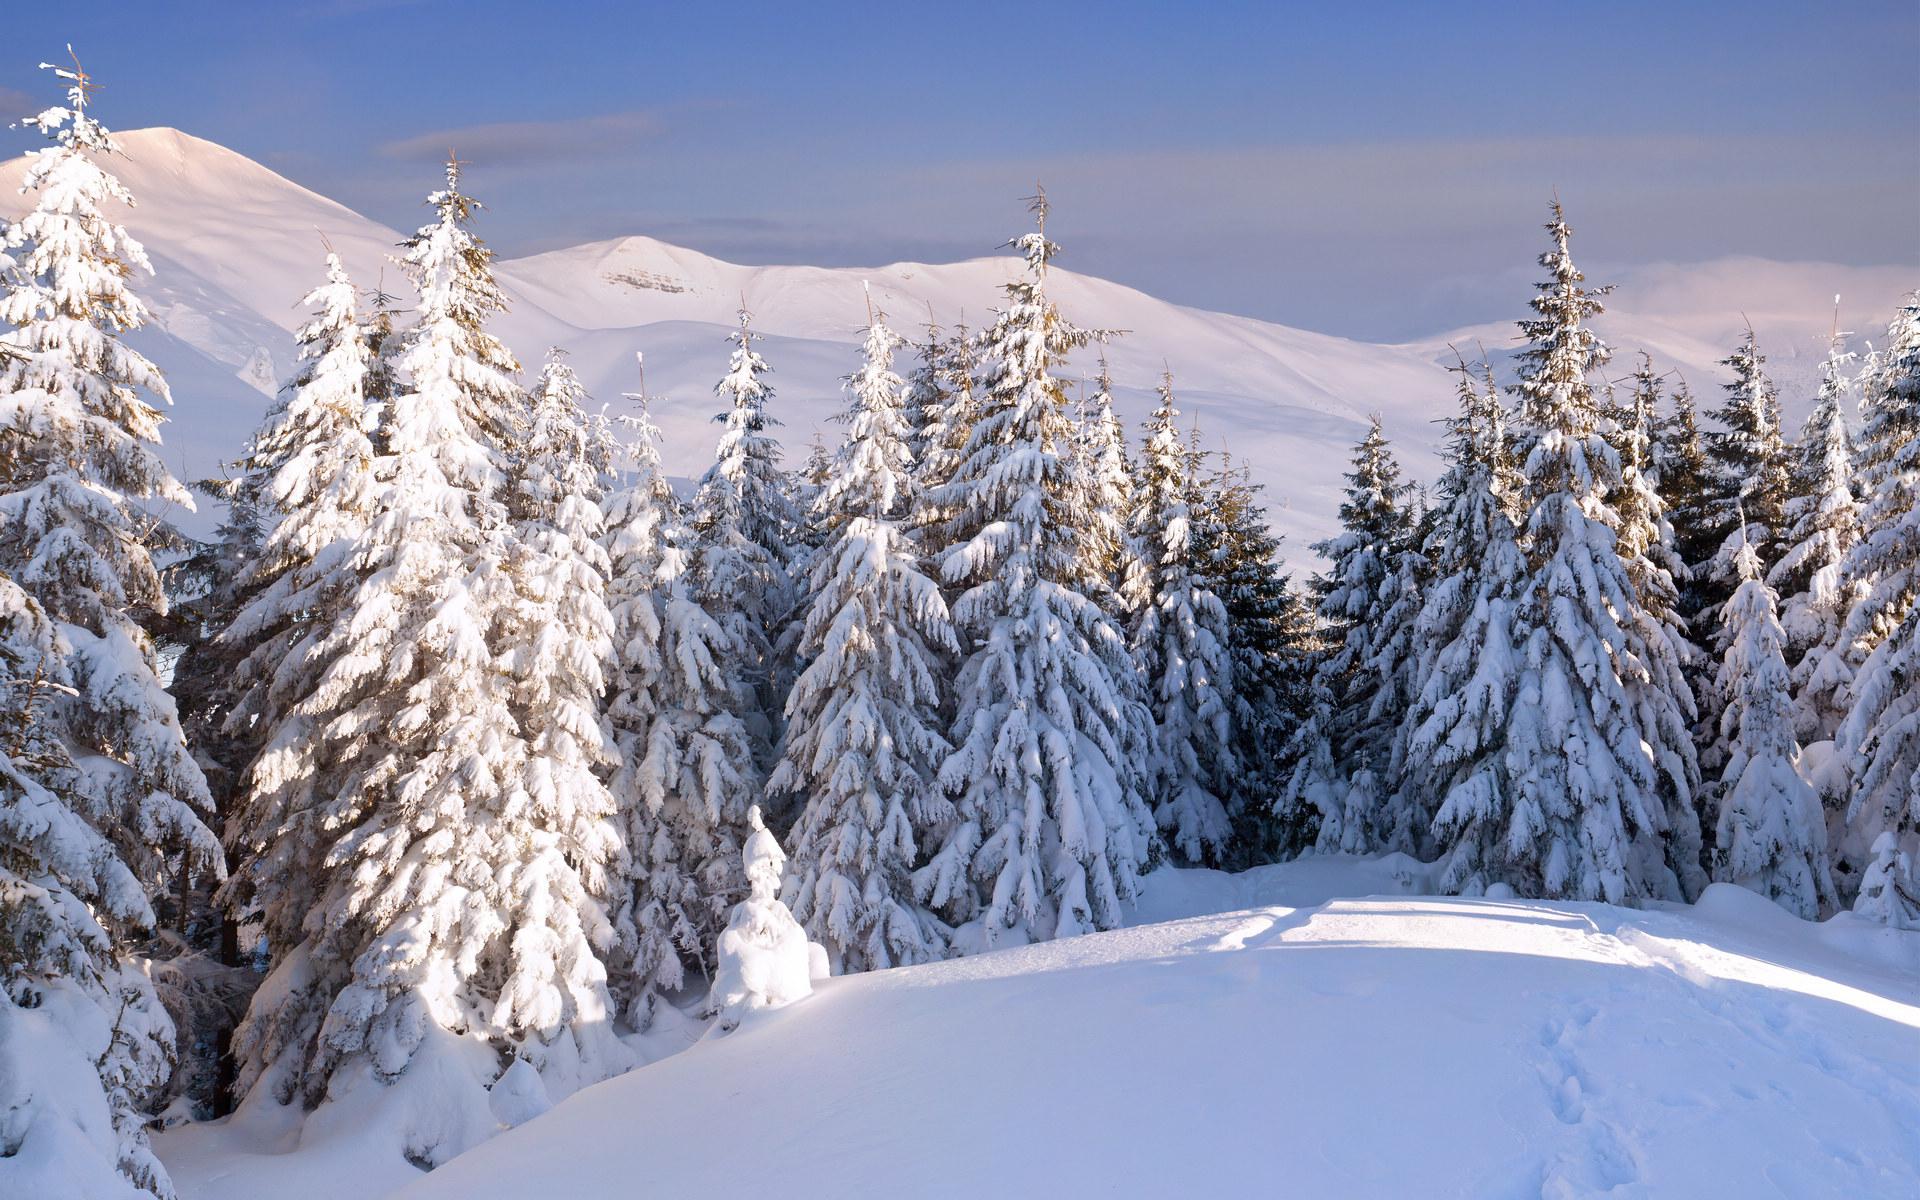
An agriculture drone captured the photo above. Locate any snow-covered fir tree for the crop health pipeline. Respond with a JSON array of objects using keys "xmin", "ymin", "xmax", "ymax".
[
  {"xmin": 228, "ymin": 161, "xmax": 626, "ymax": 1146},
  {"xmin": 1193, "ymin": 452, "xmax": 1313, "ymax": 863},
  {"xmin": 218, "ymin": 252, "xmax": 378, "ymax": 968},
  {"xmin": 902, "ymin": 316, "xmax": 949, "ymax": 472},
  {"xmin": 909, "ymin": 320, "xmax": 981, "ymax": 556},
  {"xmin": 1653, "ymin": 375, "xmax": 1718, "ymax": 622},
  {"xmin": 1428, "ymin": 203, "xmax": 1695, "ymax": 903},
  {"xmin": 1853, "ymin": 293, "xmax": 1920, "ymax": 495},
  {"xmin": 166, "ymin": 250, "xmax": 380, "ymax": 1118},
  {"xmin": 771, "ymin": 307, "xmax": 957, "ymax": 972},
  {"xmin": 0, "ymin": 62, "xmax": 220, "ymax": 1197},
  {"xmin": 1609, "ymin": 359, "xmax": 1705, "ymax": 897},
  {"xmin": 914, "ymin": 196, "xmax": 1154, "ymax": 947},
  {"xmin": 601, "ymin": 392, "xmax": 757, "ymax": 1027},
  {"xmin": 1281, "ymin": 417, "xmax": 1422, "ymax": 855},
  {"xmin": 498, "ymin": 348, "xmax": 624, "ymax": 1054},
  {"xmin": 688, "ymin": 307, "xmax": 799, "ymax": 758},
  {"xmin": 1703, "ymin": 330, "xmax": 1793, "ymax": 581},
  {"xmin": 1709, "ymin": 528, "xmax": 1832, "ymax": 918},
  {"xmin": 1081, "ymin": 352, "xmax": 1139, "ymax": 618},
  {"xmin": 1126, "ymin": 373, "xmax": 1236, "ymax": 865},
  {"xmin": 1771, "ymin": 333, "xmax": 1863, "ymax": 745},
  {"xmin": 0, "ymin": 573, "xmax": 187, "ymax": 1200},
  {"xmin": 1831, "ymin": 292, "xmax": 1920, "ymax": 918},
  {"xmin": 1398, "ymin": 360, "xmax": 1526, "ymax": 882}
]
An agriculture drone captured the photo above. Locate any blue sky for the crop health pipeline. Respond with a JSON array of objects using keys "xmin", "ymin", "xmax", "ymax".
[{"xmin": 4, "ymin": 0, "xmax": 1916, "ymax": 340}]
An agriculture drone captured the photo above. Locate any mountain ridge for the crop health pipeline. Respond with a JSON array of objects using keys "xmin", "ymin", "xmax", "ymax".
[{"xmin": 2, "ymin": 126, "xmax": 1910, "ymax": 554}]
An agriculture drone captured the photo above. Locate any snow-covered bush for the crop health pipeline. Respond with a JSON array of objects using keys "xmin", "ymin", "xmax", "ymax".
[{"xmin": 710, "ymin": 807, "xmax": 827, "ymax": 1032}]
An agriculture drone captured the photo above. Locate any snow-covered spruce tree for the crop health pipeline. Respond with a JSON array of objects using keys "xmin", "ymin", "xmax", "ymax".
[
  {"xmin": 1693, "ymin": 333, "xmax": 1795, "ymax": 800},
  {"xmin": 902, "ymin": 316, "xmax": 949, "ymax": 472},
  {"xmin": 1771, "ymin": 335, "xmax": 1863, "ymax": 745},
  {"xmin": 1081, "ymin": 352, "xmax": 1140, "ymax": 619},
  {"xmin": 687, "ymin": 307, "xmax": 798, "ymax": 760},
  {"xmin": 1193, "ymin": 453, "xmax": 1314, "ymax": 864},
  {"xmin": 601, "ymin": 395, "xmax": 756, "ymax": 1027},
  {"xmin": 914, "ymin": 197, "xmax": 1153, "ymax": 947},
  {"xmin": 1126, "ymin": 373, "xmax": 1236, "ymax": 865},
  {"xmin": 1653, "ymin": 375, "xmax": 1718, "ymax": 622},
  {"xmin": 0, "ymin": 573, "xmax": 184, "ymax": 1200},
  {"xmin": 1397, "ymin": 360, "xmax": 1526, "ymax": 881},
  {"xmin": 770, "ymin": 308, "xmax": 956, "ymax": 972},
  {"xmin": 1854, "ymin": 293, "xmax": 1920, "ymax": 495},
  {"xmin": 0, "ymin": 62, "xmax": 221, "ymax": 1197},
  {"xmin": 229, "ymin": 162, "xmax": 626, "ymax": 1145},
  {"xmin": 909, "ymin": 320, "xmax": 981, "ymax": 559},
  {"xmin": 1831, "ymin": 293, "xmax": 1920, "ymax": 917},
  {"xmin": 164, "ymin": 469, "xmax": 267, "ymax": 847},
  {"xmin": 496, "ymin": 347, "xmax": 625, "ymax": 1090},
  {"xmin": 1709, "ymin": 528, "xmax": 1833, "ymax": 918},
  {"xmin": 1703, "ymin": 330, "xmax": 1793, "ymax": 585},
  {"xmin": 1430, "ymin": 203, "xmax": 1695, "ymax": 903},
  {"xmin": 1609, "ymin": 360, "xmax": 1706, "ymax": 896},
  {"xmin": 217, "ymin": 252, "xmax": 378, "ymax": 971},
  {"xmin": 1280, "ymin": 417, "xmax": 1421, "ymax": 855},
  {"xmin": 789, "ymin": 432, "xmax": 834, "ymax": 558},
  {"xmin": 1834, "ymin": 293, "xmax": 1920, "ymax": 669}
]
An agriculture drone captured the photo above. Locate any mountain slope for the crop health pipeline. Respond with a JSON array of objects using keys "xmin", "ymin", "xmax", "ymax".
[{"xmin": 2, "ymin": 129, "xmax": 1909, "ymax": 554}]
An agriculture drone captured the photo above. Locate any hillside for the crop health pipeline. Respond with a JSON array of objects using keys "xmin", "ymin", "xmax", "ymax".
[
  {"xmin": 2, "ymin": 128, "xmax": 1909, "ymax": 555},
  {"xmin": 153, "ymin": 860, "xmax": 1920, "ymax": 1200}
]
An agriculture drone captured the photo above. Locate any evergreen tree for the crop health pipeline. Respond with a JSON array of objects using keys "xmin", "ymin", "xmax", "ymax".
[
  {"xmin": 1610, "ymin": 359, "xmax": 1705, "ymax": 897},
  {"xmin": 1428, "ymin": 203, "xmax": 1693, "ymax": 903},
  {"xmin": 688, "ymin": 308, "xmax": 798, "ymax": 757},
  {"xmin": 1709, "ymin": 529, "xmax": 1833, "ymax": 918},
  {"xmin": 1832, "ymin": 293, "xmax": 1920, "ymax": 917},
  {"xmin": 1703, "ymin": 330, "xmax": 1793, "ymax": 580},
  {"xmin": 909, "ymin": 321, "xmax": 981, "ymax": 556},
  {"xmin": 229, "ymin": 162, "xmax": 626, "ymax": 1146},
  {"xmin": 218, "ymin": 252, "xmax": 379, "ymax": 970},
  {"xmin": 1772, "ymin": 334, "xmax": 1863, "ymax": 745},
  {"xmin": 1081, "ymin": 353, "xmax": 1139, "ymax": 618},
  {"xmin": 168, "ymin": 250, "xmax": 378, "ymax": 1117},
  {"xmin": 0, "ymin": 62, "xmax": 219, "ymax": 1196},
  {"xmin": 914, "ymin": 196, "xmax": 1153, "ymax": 948},
  {"xmin": 1854, "ymin": 293, "xmax": 1920, "ymax": 495},
  {"xmin": 771, "ymin": 308, "xmax": 956, "ymax": 972},
  {"xmin": 1127, "ymin": 373, "xmax": 1236, "ymax": 865},
  {"xmin": 498, "ymin": 349, "xmax": 625, "ymax": 1067},
  {"xmin": 602, "ymin": 393, "xmax": 756, "ymax": 1026},
  {"xmin": 1281, "ymin": 418, "xmax": 1421, "ymax": 855},
  {"xmin": 1653, "ymin": 375, "xmax": 1717, "ymax": 621},
  {"xmin": 1398, "ymin": 360, "xmax": 1527, "ymax": 884},
  {"xmin": 902, "ymin": 315, "xmax": 949, "ymax": 472},
  {"xmin": 1194, "ymin": 453, "xmax": 1312, "ymax": 864}
]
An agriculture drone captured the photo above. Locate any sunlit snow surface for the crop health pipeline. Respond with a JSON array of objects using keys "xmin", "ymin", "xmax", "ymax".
[{"xmin": 158, "ymin": 858, "xmax": 1920, "ymax": 1200}]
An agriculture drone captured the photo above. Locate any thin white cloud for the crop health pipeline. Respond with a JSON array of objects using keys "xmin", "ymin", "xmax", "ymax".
[{"xmin": 377, "ymin": 110, "xmax": 665, "ymax": 167}]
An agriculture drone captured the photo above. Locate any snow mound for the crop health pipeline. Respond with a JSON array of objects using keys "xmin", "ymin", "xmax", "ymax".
[
  {"xmin": 708, "ymin": 807, "xmax": 828, "ymax": 1031},
  {"xmin": 392, "ymin": 876, "xmax": 1920, "ymax": 1200}
]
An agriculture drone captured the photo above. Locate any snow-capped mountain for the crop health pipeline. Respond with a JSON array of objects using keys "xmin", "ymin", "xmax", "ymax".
[{"xmin": 2, "ymin": 128, "xmax": 1909, "ymax": 555}]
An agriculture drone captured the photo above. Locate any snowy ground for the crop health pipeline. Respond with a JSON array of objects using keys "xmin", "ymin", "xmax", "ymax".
[{"xmin": 156, "ymin": 858, "xmax": 1920, "ymax": 1200}]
